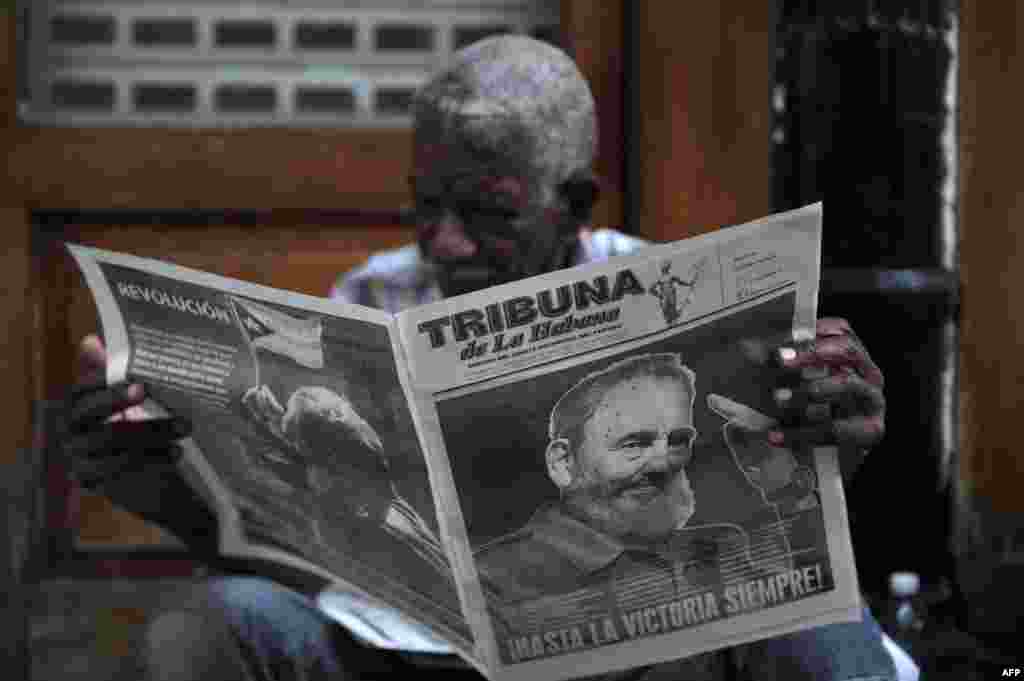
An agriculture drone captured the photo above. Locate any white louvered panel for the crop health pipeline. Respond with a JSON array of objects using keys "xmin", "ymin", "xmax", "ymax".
[
  {"xmin": 18, "ymin": 0, "xmax": 560, "ymax": 128},
  {"xmin": 39, "ymin": 63, "xmax": 430, "ymax": 126}
]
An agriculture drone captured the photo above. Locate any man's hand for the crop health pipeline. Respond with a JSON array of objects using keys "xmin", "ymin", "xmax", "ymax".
[
  {"xmin": 741, "ymin": 318, "xmax": 886, "ymax": 480},
  {"xmin": 54, "ymin": 335, "xmax": 197, "ymax": 524}
]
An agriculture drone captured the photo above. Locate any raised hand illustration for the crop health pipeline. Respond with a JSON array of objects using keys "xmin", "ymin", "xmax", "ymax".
[{"xmin": 707, "ymin": 393, "xmax": 818, "ymax": 510}]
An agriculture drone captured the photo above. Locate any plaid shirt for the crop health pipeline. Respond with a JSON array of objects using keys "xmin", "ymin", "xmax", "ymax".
[{"xmin": 329, "ymin": 228, "xmax": 649, "ymax": 312}]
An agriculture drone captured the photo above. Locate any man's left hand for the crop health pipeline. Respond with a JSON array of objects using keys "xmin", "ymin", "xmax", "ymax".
[{"xmin": 746, "ymin": 318, "xmax": 886, "ymax": 480}]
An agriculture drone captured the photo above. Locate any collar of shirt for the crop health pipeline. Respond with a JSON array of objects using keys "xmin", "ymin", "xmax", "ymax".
[
  {"xmin": 523, "ymin": 502, "xmax": 734, "ymax": 578},
  {"xmin": 523, "ymin": 503, "xmax": 639, "ymax": 576},
  {"xmin": 419, "ymin": 228, "xmax": 646, "ymax": 300},
  {"xmin": 329, "ymin": 229, "xmax": 649, "ymax": 314},
  {"xmin": 412, "ymin": 229, "xmax": 624, "ymax": 301}
]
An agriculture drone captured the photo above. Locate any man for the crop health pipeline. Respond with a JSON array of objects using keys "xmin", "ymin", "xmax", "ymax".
[{"xmin": 59, "ymin": 35, "xmax": 896, "ymax": 680}]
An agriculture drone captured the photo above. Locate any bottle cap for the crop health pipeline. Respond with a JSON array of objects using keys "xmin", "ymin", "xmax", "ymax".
[{"xmin": 889, "ymin": 571, "xmax": 920, "ymax": 597}]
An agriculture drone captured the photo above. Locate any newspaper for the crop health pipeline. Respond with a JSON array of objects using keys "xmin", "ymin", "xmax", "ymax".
[{"xmin": 68, "ymin": 203, "xmax": 861, "ymax": 681}]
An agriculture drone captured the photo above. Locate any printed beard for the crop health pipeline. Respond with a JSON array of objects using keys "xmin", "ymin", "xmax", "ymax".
[{"xmin": 565, "ymin": 473, "xmax": 696, "ymax": 545}]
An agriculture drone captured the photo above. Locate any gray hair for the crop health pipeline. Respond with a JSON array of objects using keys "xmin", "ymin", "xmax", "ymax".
[
  {"xmin": 413, "ymin": 35, "xmax": 597, "ymax": 184},
  {"xmin": 549, "ymin": 353, "xmax": 697, "ymax": 452}
]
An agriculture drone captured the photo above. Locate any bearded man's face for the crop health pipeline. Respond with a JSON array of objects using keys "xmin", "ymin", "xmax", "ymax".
[{"xmin": 563, "ymin": 377, "xmax": 698, "ymax": 545}]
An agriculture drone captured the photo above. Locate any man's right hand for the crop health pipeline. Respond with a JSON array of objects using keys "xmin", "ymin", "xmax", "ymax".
[
  {"xmin": 53, "ymin": 335, "xmax": 213, "ymax": 543},
  {"xmin": 59, "ymin": 335, "xmax": 191, "ymax": 489}
]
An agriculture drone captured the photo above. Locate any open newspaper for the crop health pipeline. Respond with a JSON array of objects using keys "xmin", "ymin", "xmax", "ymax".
[{"xmin": 68, "ymin": 203, "xmax": 861, "ymax": 681}]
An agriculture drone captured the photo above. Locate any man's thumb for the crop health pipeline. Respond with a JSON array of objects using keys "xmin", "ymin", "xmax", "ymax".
[
  {"xmin": 77, "ymin": 334, "xmax": 108, "ymax": 381},
  {"xmin": 707, "ymin": 393, "xmax": 776, "ymax": 430}
]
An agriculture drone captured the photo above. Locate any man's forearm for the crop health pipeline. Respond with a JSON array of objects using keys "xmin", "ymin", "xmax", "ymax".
[{"xmin": 100, "ymin": 464, "xmax": 219, "ymax": 557}]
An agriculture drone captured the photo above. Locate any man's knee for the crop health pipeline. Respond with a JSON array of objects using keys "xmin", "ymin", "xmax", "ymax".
[
  {"xmin": 738, "ymin": 608, "xmax": 897, "ymax": 681},
  {"xmin": 143, "ymin": 576, "xmax": 330, "ymax": 681},
  {"xmin": 146, "ymin": 609, "xmax": 249, "ymax": 681}
]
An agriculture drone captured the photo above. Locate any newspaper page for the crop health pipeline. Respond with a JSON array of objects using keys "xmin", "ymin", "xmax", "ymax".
[
  {"xmin": 397, "ymin": 204, "xmax": 861, "ymax": 681},
  {"xmin": 66, "ymin": 245, "xmax": 478, "ymax": 661}
]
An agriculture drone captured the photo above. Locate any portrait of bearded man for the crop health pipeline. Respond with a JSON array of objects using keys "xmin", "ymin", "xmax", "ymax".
[{"xmin": 475, "ymin": 353, "xmax": 795, "ymax": 633}]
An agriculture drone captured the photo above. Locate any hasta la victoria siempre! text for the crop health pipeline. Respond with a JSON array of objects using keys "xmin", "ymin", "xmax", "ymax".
[{"xmin": 506, "ymin": 562, "xmax": 828, "ymax": 663}]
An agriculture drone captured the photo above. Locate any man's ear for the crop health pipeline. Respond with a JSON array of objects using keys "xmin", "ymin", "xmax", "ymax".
[
  {"xmin": 559, "ymin": 171, "xmax": 600, "ymax": 224},
  {"xmin": 546, "ymin": 438, "xmax": 575, "ymax": 490}
]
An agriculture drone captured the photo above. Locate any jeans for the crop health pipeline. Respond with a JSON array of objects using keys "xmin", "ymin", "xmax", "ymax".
[{"xmin": 144, "ymin": 577, "xmax": 897, "ymax": 681}]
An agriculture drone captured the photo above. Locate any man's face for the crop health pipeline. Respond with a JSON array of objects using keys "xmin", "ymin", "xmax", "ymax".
[
  {"xmin": 411, "ymin": 119, "xmax": 575, "ymax": 297},
  {"xmin": 565, "ymin": 376, "xmax": 697, "ymax": 544}
]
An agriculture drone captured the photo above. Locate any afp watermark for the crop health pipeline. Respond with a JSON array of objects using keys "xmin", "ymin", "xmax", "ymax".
[{"xmin": 1002, "ymin": 669, "xmax": 1022, "ymax": 677}]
